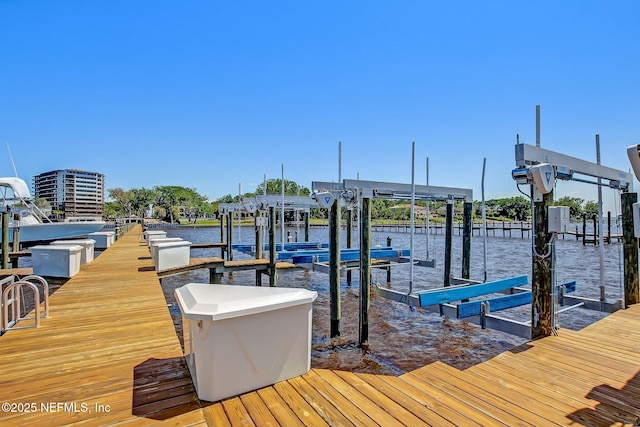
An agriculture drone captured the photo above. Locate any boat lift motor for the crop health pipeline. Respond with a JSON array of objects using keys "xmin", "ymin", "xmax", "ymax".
[
  {"xmin": 512, "ymin": 162, "xmax": 556, "ymax": 201},
  {"xmin": 311, "ymin": 191, "xmax": 335, "ymax": 209},
  {"xmin": 627, "ymin": 144, "xmax": 640, "ymax": 181}
]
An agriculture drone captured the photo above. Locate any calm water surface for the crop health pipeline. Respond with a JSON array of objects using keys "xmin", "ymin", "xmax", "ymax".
[{"xmin": 159, "ymin": 224, "xmax": 626, "ymax": 375}]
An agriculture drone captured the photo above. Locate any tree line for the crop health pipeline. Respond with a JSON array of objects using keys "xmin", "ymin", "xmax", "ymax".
[{"xmin": 105, "ymin": 180, "xmax": 601, "ymax": 223}]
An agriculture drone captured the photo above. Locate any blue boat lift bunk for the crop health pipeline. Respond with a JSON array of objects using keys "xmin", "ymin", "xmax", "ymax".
[{"xmin": 377, "ymin": 274, "xmax": 578, "ymax": 339}]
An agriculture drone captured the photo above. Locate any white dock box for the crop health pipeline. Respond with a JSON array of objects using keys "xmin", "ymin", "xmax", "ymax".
[
  {"xmin": 149, "ymin": 238, "xmax": 184, "ymax": 260},
  {"xmin": 51, "ymin": 239, "xmax": 96, "ymax": 264},
  {"xmin": 154, "ymin": 240, "xmax": 192, "ymax": 271},
  {"xmin": 174, "ymin": 283, "xmax": 318, "ymax": 402},
  {"xmin": 31, "ymin": 245, "xmax": 83, "ymax": 278},
  {"xmin": 88, "ymin": 231, "xmax": 116, "ymax": 249},
  {"xmin": 143, "ymin": 230, "xmax": 167, "ymax": 243}
]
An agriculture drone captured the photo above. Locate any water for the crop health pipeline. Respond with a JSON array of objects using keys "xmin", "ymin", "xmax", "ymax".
[{"xmin": 160, "ymin": 224, "xmax": 626, "ymax": 375}]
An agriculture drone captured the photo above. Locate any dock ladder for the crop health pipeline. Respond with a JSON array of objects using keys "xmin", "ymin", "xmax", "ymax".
[{"xmin": 1, "ymin": 275, "xmax": 49, "ymax": 333}]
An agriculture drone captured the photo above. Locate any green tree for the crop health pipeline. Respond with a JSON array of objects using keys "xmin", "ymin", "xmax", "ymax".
[
  {"xmin": 583, "ymin": 200, "xmax": 599, "ymax": 219},
  {"xmin": 108, "ymin": 188, "xmax": 133, "ymax": 217},
  {"xmin": 555, "ymin": 196, "xmax": 584, "ymax": 220},
  {"xmin": 255, "ymin": 179, "xmax": 310, "ymax": 196}
]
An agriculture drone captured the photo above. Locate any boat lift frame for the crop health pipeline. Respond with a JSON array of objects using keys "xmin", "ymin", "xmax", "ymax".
[{"xmin": 514, "ymin": 139, "xmax": 634, "ymax": 338}]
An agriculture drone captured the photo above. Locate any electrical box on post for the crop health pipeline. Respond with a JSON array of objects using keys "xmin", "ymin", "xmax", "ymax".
[
  {"xmin": 633, "ymin": 203, "xmax": 640, "ymax": 238},
  {"xmin": 548, "ymin": 206, "xmax": 570, "ymax": 233}
]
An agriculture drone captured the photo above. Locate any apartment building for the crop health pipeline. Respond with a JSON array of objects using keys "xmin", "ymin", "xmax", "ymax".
[{"xmin": 33, "ymin": 169, "xmax": 105, "ymax": 219}]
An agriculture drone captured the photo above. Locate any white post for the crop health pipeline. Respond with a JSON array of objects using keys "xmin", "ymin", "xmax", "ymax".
[
  {"xmin": 596, "ymin": 135, "xmax": 605, "ymax": 301},
  {"xmin": 281, "ymin": 164, "xmax": 285, "ymax": 251},
  {"xmin": 482, "ymin": 158, "xmax": 488, "ymax": 282},
  {"xmin": 409, "ymin": 142, "xmax": 416, "ymax": 293},
  {"xmin": 426, "ymin": 157, "xmax": 430, "ymax": 260}
]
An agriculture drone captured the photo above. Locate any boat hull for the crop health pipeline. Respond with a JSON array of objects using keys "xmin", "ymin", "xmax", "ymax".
[{"xmin": 8, "ymin": 222, "xmax": 107, "ymax": 243}]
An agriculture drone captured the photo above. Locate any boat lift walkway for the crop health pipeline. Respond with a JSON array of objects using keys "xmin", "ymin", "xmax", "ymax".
[{"xmin": 0, "ymin": 225, "xmax": 638, "ymax": 425}]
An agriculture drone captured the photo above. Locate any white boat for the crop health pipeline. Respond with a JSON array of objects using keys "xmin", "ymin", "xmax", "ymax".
[{"xmin": 0, "ymin": 177, "xmax": 106, "ymax": 244}]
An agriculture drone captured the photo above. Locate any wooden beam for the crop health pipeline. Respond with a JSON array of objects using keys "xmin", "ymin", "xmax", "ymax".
[
  {"xmin": 622, "ymin": 192, "xmax": 639, "ymax": 306},
  {"xmin": 359, "ymin": 197, "xmax": 371, "ymax": 346},
  {"xmin": 329, "ymin": 198, "xmax": 340, "ymax": 337}
]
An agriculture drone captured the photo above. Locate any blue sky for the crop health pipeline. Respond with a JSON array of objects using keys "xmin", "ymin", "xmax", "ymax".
[{"xmin": 1, "ymin": 1, "xmax": 639, "ymax": 211}]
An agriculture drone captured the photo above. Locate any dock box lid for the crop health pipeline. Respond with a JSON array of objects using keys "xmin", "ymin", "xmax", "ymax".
[
  {"xmin": 174, "ymin": 283, "xmax": 318, "ymax": 321},
  {"xmin": 51, "ymin": 239, "xmax": 96, "ymax": 246},
  {"xmin": 153, "ymin": 240, "xmax": 191, "ymax": 248},
  {"xmin": 30, "ymin": 244, "xmax": 83, "ymax": 253}
]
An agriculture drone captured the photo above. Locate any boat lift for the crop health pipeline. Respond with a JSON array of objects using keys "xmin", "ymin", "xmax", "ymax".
[{"xmin": 512, "ymin": 134, "xmax": 634, "ymax": 338}]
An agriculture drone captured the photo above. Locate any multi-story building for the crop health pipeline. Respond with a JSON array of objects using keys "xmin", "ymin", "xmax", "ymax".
[{"xmin": 33, "ymin": 169, "xmax": 105, "ymax": 220}]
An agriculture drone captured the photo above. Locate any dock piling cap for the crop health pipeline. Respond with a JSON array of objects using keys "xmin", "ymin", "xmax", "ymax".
[{"xmin": 174, "ymin": 283, "xmax": 317, "ymax": 321}]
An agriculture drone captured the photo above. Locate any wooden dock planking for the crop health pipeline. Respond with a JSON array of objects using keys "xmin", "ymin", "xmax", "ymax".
[
  {"xmin": 0, "ymin": 225, "xmax": 208, "ymax": 426},
  {"xmin": 1, "ymin": 224, "xmax": 639, "ymax": 426}
]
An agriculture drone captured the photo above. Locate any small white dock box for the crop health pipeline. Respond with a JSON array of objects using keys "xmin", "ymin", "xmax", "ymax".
[
  {"xmin": 149, "ymin": 238, "xmax": 185, "ymax": 260},
  {"xmin": 174, "ymin": 283, "xmax": 318, "ymax": 402},
  {"xmin": 51, "ymin": 239, "xmax": 96, "ymax": 264},
  {"xmin": 154, "ymin": 240, "xmax": 192, "ymax": 271},
  {"xmin": 31, "ymin": 245, "xmax": 83, "ymax": 278},
  {"xmin": 88, "ymin": 231, "xmax": 115, "ymax": 249},
  {"xmin": 143, "ymin": 230, "xmax": 167, "ymax": 243}
]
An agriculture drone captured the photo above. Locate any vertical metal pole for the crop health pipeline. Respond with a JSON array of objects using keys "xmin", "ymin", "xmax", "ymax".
[
  {"xmin": 444, "ymin": 201, "xmax": 454, "ymax": 286},
  {"xmin": 535, "ymin": 105, "xmax": 541, "ymax": 147},
  {"xmin": 238, "ymin": 183, "xmax": 242, "ymax": 243},
  {"xmin": 409, "ymin": 142, "xmax": 416, "ymax": 293},
  {"xmin": 621, "ymin": 192, "xmax": 639, "ymax": 306},
  {"xmin": 596, "ymin": 135, "xmax": 606, "ymax": 301},
  {"xmin": 329, "ymin": 198, "xmax": 341, "ymax": 337},
  {"xmin": 359, "ymin": 196, "xmax": 371, "ymax": 346},
  {"xmin": 481, "ymin": 158, "xmax": 488, "ymax": 282},
  {"xmin": 425, "ymin": 157, "xmax": 430, "ymax": 260},
  {"xmin": 269, "ymin": 206, "xmax": 277, "ymax": 287},
  {"xmin": 281, "ymin": 164, "xmax": 285, "ymax": 251}
]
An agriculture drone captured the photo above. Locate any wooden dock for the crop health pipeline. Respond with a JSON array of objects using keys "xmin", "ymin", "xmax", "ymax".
[{"xmin": 1, "ymin": 225, "xmax": 639, "ymax": 426}]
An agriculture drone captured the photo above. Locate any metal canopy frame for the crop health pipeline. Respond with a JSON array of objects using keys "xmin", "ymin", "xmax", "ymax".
[{"xmin": 515, "ymin": 143, "xmax": 633, "ymax": 190}]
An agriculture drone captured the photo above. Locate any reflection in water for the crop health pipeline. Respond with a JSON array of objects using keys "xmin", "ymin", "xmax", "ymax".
[{"xmin": 161, "ymin": 225, "xmax": 625, "ymax": 375}]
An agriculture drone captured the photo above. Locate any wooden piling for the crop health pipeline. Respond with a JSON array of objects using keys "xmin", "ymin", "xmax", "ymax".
[
  {"xmin": 329, "ymin": 198, "xmax": 341, "ymax": 337},
  {"xmin": 346, "ymin": 208, "xmax": 353, "ymax": 286},
  {"xmin": 269, "ymin": 206, "xmax": 277, "ymax": 287},
  {"xmin": 227, "ymin": 212, "xmax": 234, "ymax": 261},
  {"xmin": 255, "ymin": 214, "xmax": 263, "ymax": 286},
  {"xmin": 359, "ymin": 197, "xmax": 371, "ymax": 346},
  {"xmin": 12, "ymin": 213, "xmax": 20, "ymax": 253},
  {"xmin": 1, "ymin": 209, "xmax": 8, "ymax": 269},
  {"xmin": 304, "ymin": 211, "xmax": 310, "ymax": 242},
  {"xmin": 444, "ymin": 201, "xmax": 453, "ymax": 286},
  {"xmin": 622, "ymin": 192, "xmax": 639, "ymax": 306},
  {"xmin": 532, "ymin": 191, "xmax": 553, "ymax": 339},
  {"xmin": 462, "ymin": 202, "xmax": 472, "ymax": 280},
  {"xmin": 220, "ymin": 213, "xmax": 225, "ymax": 258}
]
